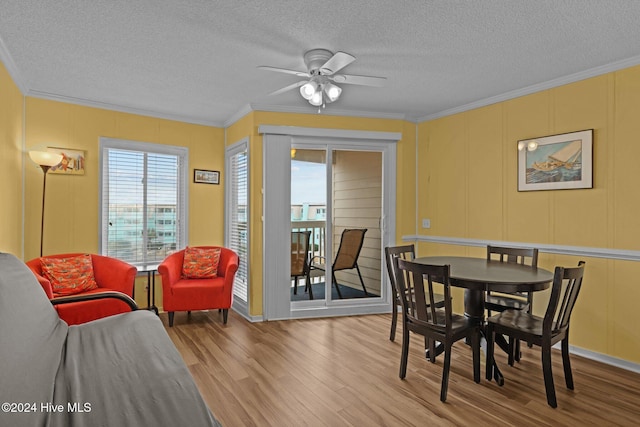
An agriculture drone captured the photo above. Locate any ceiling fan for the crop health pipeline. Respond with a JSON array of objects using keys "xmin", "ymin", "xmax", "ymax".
[{"xmin": 258, "ymin": 49, "xmax": 386, "ymax": 109}]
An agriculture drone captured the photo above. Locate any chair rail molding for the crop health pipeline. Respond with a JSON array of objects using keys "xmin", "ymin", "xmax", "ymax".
[{"xmin": 404, "ymin": 235, "xmax": 640, "ymax": 262}]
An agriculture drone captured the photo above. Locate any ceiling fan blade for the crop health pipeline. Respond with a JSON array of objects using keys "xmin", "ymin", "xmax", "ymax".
[
  {"xmin": 268, "ymin": 80, "xmax": 307, "ymax": 96},
  {"xmin": 319, "ymin": 52, "xmax": 355, "ymax": 75},
  {"xmin": 331, "ymin": 73, "xmax": 387, "ymax": 87},
  {"xmin": 257, "ymin": 66, "xmax": 310, "ymax": 78}
]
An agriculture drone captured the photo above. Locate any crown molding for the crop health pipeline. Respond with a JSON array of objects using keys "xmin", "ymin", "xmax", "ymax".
[
  {"xmin": 258, "ymin": 125, "xmax": 401, "ymax": 142},
  {"xmin": 26, "ymin": 89, "xmax": 224, "ymax": 127},
  {"xmin": 418, "ymin": 54, "xmax": 640, "ymax": 123},
  {"xmin": 223, "ymin": 103, "xmax": 254, "ymax": 128},
  {"xmin": 0, "ymin": 34, "xmax": 28, "ymax": 93},
  {"xmin": 250, "ymin": 102, "xmax": 407, "ymax": 121},
  {"xmin": 223, "ymin": 102, "xmax": 409, "ymax": 128}
]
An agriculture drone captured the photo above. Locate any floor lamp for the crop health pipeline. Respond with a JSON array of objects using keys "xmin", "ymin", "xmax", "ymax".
[{"xmin": 29, "ymin": 150, "xmax": 63, "ymax": 257}]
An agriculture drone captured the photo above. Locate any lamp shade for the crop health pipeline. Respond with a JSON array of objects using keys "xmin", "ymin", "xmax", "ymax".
[
  {"xmin": 299, "ymin": 82, "xmax": 316, "ymax": 100},
  {"xmin": 309, "ymin": 90, "xmax": 323, "ymax": 106},
  {"xmin": 324, "ymin": 83, "xmax": 342, "ymax": 102},
  {"xmin": 29, "ymin": 150, "xmax": 63, "ymax": 167}
]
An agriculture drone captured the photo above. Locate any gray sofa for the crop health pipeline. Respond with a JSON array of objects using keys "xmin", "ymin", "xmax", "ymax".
[{"xmin": 0, "ymin": 253, "xmax": 221, "ymax": 427}]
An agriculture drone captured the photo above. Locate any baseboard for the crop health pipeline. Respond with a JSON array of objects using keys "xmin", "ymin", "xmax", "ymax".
[
  {"xmin": 232, "ymin": 300, "xmax": 263, "ymax": 322},
  {"xmin": 566, "ymin": 345, "xmax": 640, "ymax": 374}
]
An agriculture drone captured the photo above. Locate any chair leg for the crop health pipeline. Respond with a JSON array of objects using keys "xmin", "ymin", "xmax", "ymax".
[
  {"xmin": 472, "ymin": 329, "xmax": 481, "ymax": 383},
  {"xmin": 508, "ymin": 337, "xmax": 515, "ymax": 366},
  {"xmin": 390, "ymin": 299, "xmax": 397, "ymax": 341},
  {"xmin": 514, "ymin": 338, "xmax": 522, "ymax": 362},
  {"xmin": 561, "ymin": 337, "xmax": 574, "ymax": 390},
  {"xmin": 486, "ymin": 325, "xmax": 495, "ymax": 381},
  {"xmin": 440, "ymin": 343, "xmax": 452, "ymax": 402},
  {"xmin": 222, "ymin": 309, "xmax": 229, "ymax": 324},
  {"xmin": 306, "ymin": 274, "xmax": 313, "ymax": 300},
  {"xmin": 428, "ymin": 338, "xmax": 437, "ymax": 363},
  {"xmin": 355, "ymin": 264, "xmax": 368, "ymax": 296},
  {"xmin": 293, "ymin": 276, "xmax": 298, "ymax": 295},
  {"xmin": 541, "ymin": 342, "xmax": 557, "ymax": 408},
  {"xmin": 332, "ymin": 272, "xmax": 343, "ymax": 299},
  {"xmin": 168, "ymin": 311, "xmax": 175, "ymax": 327},
  {"xmin": 399, "ymin": 322, "xmax": 410, "ymax": 379}
]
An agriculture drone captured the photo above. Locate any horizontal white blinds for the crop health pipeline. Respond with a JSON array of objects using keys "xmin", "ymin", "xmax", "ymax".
[
  {"xmin": 227, "ymin": 144, "xmax": 248, "ymax": 303},
  {"xmin": 100, "ymin": 139, "xmax": 187, "ymax": 266}
]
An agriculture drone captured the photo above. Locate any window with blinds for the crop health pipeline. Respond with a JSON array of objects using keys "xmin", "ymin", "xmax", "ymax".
[
  {"xmin": 226, "ymin": 140, "xmax": 249, "ymax": 304},
  {"xmin": 100, "ymin": 138, "xmax": 188, "ymax": 266}
]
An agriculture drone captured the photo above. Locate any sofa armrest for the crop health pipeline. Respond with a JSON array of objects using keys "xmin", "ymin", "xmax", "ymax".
[
  {"xmin": 91, "ymin": 255, "xmax": 137, "ymax": 296},
  {"xmin": 51, "ymin": 291, "xmax": 138, "ymax": 311}
]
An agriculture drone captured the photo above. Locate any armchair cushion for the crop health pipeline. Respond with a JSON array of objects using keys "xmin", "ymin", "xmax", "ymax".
[
  {"xmin": 182, "ymin": 246, "xmax": 221, "ymax": 279},
  {"xmin": 40, "ymin": 254, "xmax": 98, "ymax": 296}
]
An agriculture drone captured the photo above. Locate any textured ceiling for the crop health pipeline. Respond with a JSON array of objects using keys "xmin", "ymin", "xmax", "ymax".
[{"xmin": 2, "ymin": 1, "xmax": 640, "ymax": 126}]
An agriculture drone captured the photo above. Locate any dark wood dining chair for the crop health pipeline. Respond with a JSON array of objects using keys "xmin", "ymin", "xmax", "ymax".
[
  {"xmin": 394, "ymin": 258, "xmax": 480, "ymax": 402},
  {"xmin": 291, "ymin": 231, "xmax": 313, "ymax": 299},
  {"xmin": 486, "ymin": 261, "xmax": 586, "ymax": 408},
  {"xmin": 312, "ymin": 228, "xmax": 368, "ymax": 298},
  {"xmin": 384, "ymin": 245, "xmax": 445, "ymax": 342},
  {"xmin": 486, "ymin": 245, "xmax": 539, "ymax": 364}
]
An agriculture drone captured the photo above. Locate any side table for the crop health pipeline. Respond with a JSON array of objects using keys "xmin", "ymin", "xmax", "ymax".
[{"xmin": 135, "ymin": 264, "xmax": 160, "ymax": 315}]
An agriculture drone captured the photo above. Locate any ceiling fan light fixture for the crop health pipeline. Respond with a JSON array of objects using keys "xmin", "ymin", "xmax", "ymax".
[
  {"xmin": 299, "ymin": 82, "xmax": 316, "ymax": 100},
  {"xmin": 309, "ymin": 90, "xmax": 323, "ymax": 106},
  {"xmin": 324, "ymin": 83, "xmax": 342, "ymax": 102}
]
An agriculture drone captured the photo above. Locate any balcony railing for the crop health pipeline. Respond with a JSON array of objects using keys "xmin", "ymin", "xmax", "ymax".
[{"xmin": 292, "ymin": 220, "xmax": 325, "ymax": 262}]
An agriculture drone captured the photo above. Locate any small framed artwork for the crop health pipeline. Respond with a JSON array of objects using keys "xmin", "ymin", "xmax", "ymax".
[
  {"xmin": 194, "ymin": 169, "xmax": 220, "ymax": 184},
  {"xmin": 518, "ymin": 129, "xmax": 593, "ymax": 192},
  {"xmin": 48, "ymin": 147, "xmax": 86, "ymax": 175}
]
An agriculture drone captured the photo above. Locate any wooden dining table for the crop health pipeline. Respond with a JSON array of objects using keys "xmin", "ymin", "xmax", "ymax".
[{"xmin": 413, "ymin": 256, "xmax": 555, "ymax": 384}]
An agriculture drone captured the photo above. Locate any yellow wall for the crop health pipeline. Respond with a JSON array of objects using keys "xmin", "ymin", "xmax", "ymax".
[
  {"xmin": 226, "ymin": 111, "xmax": 415, "ymax": 317},
  {"xmin": 23, "ymin": 97, "xmax": 225, "ymax": 308},
  {"xmin": 417, "ymin": 66, "xmax": 640, "ymax": 363},
  {"xmin": 0, "ymin": 62, "xmax": 24, "ymax": 257},
  {"xmin": 5, "ymin": 53, "xmax": 638, "ymax": 364}
]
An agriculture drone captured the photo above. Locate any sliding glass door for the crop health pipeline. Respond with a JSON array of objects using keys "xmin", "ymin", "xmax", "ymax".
[
  {"xmin": 290, "ymin": 149, "xmax": 327, "ymax": 302},
  {"xmin": 289, "ymin": 147, "xmax": 383, "ymax": 308},
  {"xmin": 262, "ymin": 126, "xmax": 397, "ymax": 321}
]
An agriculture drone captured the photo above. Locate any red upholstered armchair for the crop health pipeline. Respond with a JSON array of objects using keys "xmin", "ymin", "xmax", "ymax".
[
  {"xmin": 158, "ymin": 246, "xmax": 239, "ymax": 326},
  {"xmin": 26, "ymin": 253, "xmax": 136, "ymax": 325}
]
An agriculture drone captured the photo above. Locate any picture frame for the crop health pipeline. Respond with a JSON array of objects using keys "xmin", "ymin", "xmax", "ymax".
[
  {"xmin": 47, "ymin": 147, "xmax": 86, "ymax": 175},
  {"xmin": 194, "ymin": 169, "xmax": 220, "ymax": 184},
  {"xmin": 518, "ymin": 129, "xmax": 593, "ymax": 192}
]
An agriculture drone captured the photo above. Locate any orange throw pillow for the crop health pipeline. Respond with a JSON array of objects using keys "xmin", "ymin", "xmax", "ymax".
[
  {"xmin": 182, "ymin": 247, "xmax": 221, "ymax": 279},
  {"xmin": 40, "ymin": 254, "xmax": 98, "ymax": 297}
]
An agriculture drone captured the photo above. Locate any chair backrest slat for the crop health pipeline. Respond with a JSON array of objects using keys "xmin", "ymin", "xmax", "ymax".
[
  {"xmin": 396, "ymin": 258, "xmax": 451, "ymax": 331},
  {"xmin": 545, "ymin": 261, "xmax": 585, "ymax": 334},
  {"xmin": 384, "ymin": 245, "xmax": 415, "ymax": 300},
  {"xmin": 487, "ymin": 245, "xmax": 539, "ymax": 268}
]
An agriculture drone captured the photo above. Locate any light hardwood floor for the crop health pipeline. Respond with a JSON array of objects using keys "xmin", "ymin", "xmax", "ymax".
[{"xmin": 164, "ymin": 310, "xmax": 640, "ymax": 427}]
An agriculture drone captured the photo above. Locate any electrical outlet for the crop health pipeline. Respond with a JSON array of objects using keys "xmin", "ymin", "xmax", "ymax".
[{"xmin": 422, "ymin": 218, "xmax": 431, "ymax": 229}]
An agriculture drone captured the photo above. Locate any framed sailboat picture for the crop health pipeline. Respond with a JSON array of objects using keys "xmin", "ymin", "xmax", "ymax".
[{"xmin": 518, "ymin": 129, "xmax": 593, "ymax": 191}]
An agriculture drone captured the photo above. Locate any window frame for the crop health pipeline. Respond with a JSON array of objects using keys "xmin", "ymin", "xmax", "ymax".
[{"xmin": 99, "ymin": 137, "xmax": 189, "ymax": 266}]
